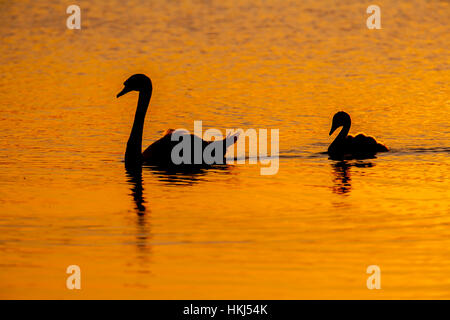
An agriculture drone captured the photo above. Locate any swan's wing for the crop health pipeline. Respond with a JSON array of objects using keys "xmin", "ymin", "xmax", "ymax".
[
  {"xmin": 352, "ymin": 133, "xmax": 389, "ymax": 154},
  {"xmin": 143, "ymin": 132, "xmax": 207, "ymax": 164},
  {"xmin": 142, "ymin": 131, "xmax": 241, "ymax": 165},
  {"xmin": 142, "ymin": 133, "xmax": 174, "ymax": 162}
]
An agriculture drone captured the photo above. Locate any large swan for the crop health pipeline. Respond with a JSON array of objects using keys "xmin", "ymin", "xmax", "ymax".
[
  {"xmin": 328, "ymin": 111, "xmax": 388, "ymax": 159},
  {"xmin": 117, "ymin": 74, "xmax": 239, "ymax": 167}
]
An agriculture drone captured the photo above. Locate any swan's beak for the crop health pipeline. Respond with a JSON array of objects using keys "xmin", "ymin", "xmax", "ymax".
[
  {"xmin": 329, "ymin": 124, "xmax": 338, "ymax": 136},
  {"xmin": 117, "ymin": 86, "xmax": 131, "ymax": 98}
]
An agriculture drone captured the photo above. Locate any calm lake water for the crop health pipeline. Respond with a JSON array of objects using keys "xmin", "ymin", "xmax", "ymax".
[{"xmin": 0, "ymin": 0, "xmax": 449, "ymax": 299}]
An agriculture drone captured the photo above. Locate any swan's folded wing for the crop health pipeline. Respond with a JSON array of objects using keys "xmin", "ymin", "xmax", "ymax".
[{"xmin": 142, "ymin": 134, "xmax": 174, "ymax": 163}]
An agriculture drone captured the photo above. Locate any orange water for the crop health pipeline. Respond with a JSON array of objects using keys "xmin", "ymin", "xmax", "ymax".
[{"xmin": 0, "ymin": 0, "xmax": 449, "ymax": 299}]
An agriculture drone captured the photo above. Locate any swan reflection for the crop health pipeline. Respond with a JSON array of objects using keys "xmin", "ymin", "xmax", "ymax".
[
  {"xmin": 126, "ymin": 166, "xmax": 147, "ymax": 215},
  {"xmin": 144, "ymin": 164, "xmax": 234, "ymax": 186},
  {"xmin": 331, "ymin": 160, "xmax": 374, "ymax": 195},
  {"xmin": 125, "ymin": 166, "xmax": 152, "ymax": 259},
  {"xmin": 125, "ymin": 164, "xmax": 234, "ymax": 215}
]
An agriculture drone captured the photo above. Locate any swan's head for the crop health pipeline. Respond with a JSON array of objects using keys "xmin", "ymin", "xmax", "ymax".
[
  {"xmin": 329, "ymin": 111, "xmax": 351, "ymax": 135},
  {"xmin": 117, "ymin": 74, "xmax": 152, "ymax": 98}
]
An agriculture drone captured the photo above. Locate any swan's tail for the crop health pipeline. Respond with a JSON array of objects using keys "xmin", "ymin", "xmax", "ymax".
[
  {"xmin": 222, "ymin": 131, "xmax": 240, "ymax": 160},
  {"xmin": 224, "ymin": 131, "xmax": 240, "ymax": 150},
  {"xmin": 209, "ymin": 131, "xmax": 240, "ymax": 158}
]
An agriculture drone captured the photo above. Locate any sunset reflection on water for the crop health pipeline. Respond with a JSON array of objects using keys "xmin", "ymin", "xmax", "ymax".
[{"xmin": 0, "ymin": 0, "xmax": 449, "ymax": 299}]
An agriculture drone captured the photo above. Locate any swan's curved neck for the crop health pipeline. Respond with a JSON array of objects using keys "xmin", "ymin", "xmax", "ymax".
[
  {"xmin": 330, "ymin": 121, "xmax": 351, "ymax": 148},
  {"xmin": 125, "ymin": 89, "xmax": 152, "ymax": 166}
]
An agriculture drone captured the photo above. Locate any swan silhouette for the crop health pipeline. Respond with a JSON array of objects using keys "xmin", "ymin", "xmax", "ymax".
[
  {"xmin": 328, "ymin": 111, "xmax": 388, "ymax": 159},
  {"xmin": 117, "ymin": 74, "xmax": 239, "ymax": 168}
]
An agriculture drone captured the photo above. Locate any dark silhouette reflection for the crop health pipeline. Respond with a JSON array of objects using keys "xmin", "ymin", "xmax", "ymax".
[
  {"xmin": 125, "ymin": 161, "xmax": 235, "ymax": 213},
  {"xmin": 125, "ymin": 162, "xmax": 235, "ymax": 219},
  {"xmin": 135, "ymin": 213, "xmax": 151, "ymax": 256},
  {"xmin": 124, "ymin": 161, "xmax": 236, "ymax": 267},
  {"xmin": 143, "ymin": 163, "xmax": 234, "ymax": 186},
  {"xmin": 125, "ymin": 166, "xmax": 152, "ymax": 261},
  {"xmin": 126, "ymin": 166, "xmax": 146, "ymax": 215},
  {"xmin": 331, "ymin": 160, "xmax": 374, "ymax": 195}
]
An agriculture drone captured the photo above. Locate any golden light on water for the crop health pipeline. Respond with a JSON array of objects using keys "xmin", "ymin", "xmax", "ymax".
[{"xmin": 0, "ymin": 0, "xmax": 449, "ymax": 299}]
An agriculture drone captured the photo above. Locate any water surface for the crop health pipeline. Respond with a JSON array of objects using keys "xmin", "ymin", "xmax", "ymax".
[{"xmin": 0, "ymin": 0, "xmax": 449, "ymax": 298}]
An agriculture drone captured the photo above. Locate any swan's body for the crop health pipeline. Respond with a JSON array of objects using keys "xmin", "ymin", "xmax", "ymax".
[
  {"xmin": 141, "ymin": 129, "xmax": 237, "ymax": 166},
  {"xmin": 328, "ymin": 111, "xmax": 388, "ymax": 159},
  {"xmin": 117, "ymin": 74, "xmax": 239, "ymax": 168}
]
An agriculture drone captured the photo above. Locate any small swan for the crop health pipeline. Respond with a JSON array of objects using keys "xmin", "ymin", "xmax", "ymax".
[
  {"xmin": 117, "ymin": 74, "xmax": 239, "ymax": 168},
  {"xmin": 328, "ymin": 111, "xmax": 388, "ymax": 159}
]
